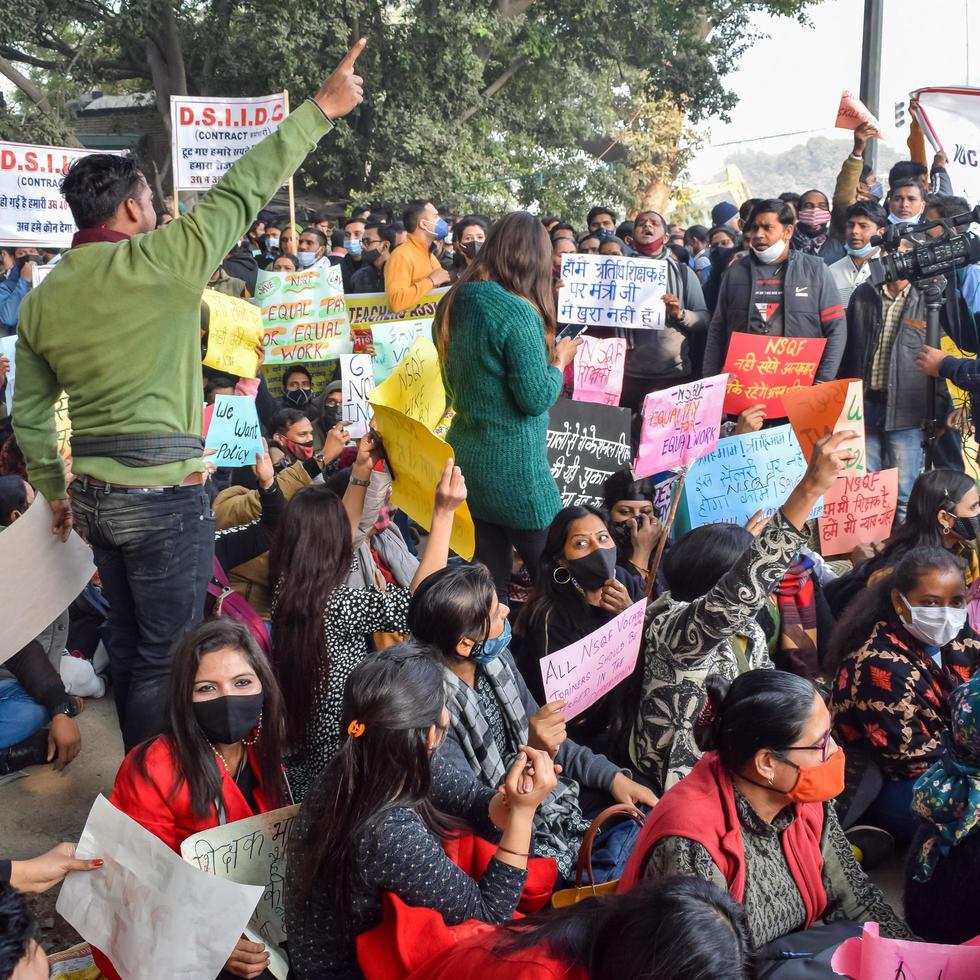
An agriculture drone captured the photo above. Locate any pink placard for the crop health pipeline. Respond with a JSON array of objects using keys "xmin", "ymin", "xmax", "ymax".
[
  {"xmin": 540, "ymin": 598, "xmax": 646, "ymax": 719},
  {"xmin": 634, "ymin": 374, "xmax": 728, "ymax": 478},
  {"xmin": 835, "ymin": 89, "xmax": 882, "ymax": 135},
  {"xmin": 572, "ymin": 336, "xmax": 626, "ymax": 406},
  {"xmin": 818, "ymin": 469, "xmax": 898, "ymax": 557},
  {"xmin": 832, "ymin": 921, "xmax": 980, "ymax": 979}
]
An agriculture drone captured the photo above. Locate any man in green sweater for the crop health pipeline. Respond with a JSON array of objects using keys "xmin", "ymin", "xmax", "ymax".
[{"xmin": 13, "ymin": 41, "xmax": 365, "ymax": 750}]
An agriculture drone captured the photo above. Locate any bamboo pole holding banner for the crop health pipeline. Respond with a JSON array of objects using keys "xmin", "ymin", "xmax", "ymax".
[
  {"xmin": 284, "ymin": 90, "xmax": 296, "ymax": 234},
  {"xmin": 645, "ymin": 466, "xmax": 688, "ymax": 599}
]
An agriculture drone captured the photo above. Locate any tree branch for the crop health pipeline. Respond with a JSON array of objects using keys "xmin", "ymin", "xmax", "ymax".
[
  {"xmin": 492, "ymin": 0, "xmax": 535, "ymax": 17},
  {"xmin": 459, "ymin": 54, "xmax": 529, "ymax": 124},
  {"xmin": 0, "ymin": 48, "xmax": 62, "ymax": 71},
  {"xmin": 0, "ymin": 54, "xmax": 82, "ymax": 146}
]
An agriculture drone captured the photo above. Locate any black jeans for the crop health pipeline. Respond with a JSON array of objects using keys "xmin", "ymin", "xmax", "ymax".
[
  {"xmin": 70, "ymin": 482, "xmax": 215, "ymax": 750},
  {"xmin": 473, "ymin": 518, "xmax": 549, "ymax": 603}
]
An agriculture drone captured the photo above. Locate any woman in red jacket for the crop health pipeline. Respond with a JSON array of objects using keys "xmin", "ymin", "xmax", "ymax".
[{"xmin": 103, "ymin": 618, "xmax": 288, "ymax": 980}]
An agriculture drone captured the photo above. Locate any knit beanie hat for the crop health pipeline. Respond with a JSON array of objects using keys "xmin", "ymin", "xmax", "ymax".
[{"xmin": 711, "ymin": 201, "xmax": 739, "ymax": 226}]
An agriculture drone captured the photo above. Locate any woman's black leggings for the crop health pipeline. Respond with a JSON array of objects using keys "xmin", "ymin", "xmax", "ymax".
[{"xmin": 473, "ymin": 518, "xmax": 549, "ymax": 603}]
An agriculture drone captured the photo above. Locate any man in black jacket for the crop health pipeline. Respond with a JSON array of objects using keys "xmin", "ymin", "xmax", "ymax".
[
  {"xmin": 838, "ymin": 242, "xmax": 928, "ymax": 519},
  {"xmin": 703, "ymin": 198, "xmax": 846, "ymax": 382},
  {"xmin": 350, "ymin": 221, "xmax": 396, "ymax": 293}
]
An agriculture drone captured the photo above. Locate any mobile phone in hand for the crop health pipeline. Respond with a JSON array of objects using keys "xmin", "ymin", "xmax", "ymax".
[{"xmin": 556, "ymin": 323, "xmax": 587, "ymax": 342}]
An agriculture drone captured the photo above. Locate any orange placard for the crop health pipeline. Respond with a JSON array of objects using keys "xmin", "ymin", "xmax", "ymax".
[{"xmin": 782, "ymin": 378, "xmax": 866, "ymax": 474}]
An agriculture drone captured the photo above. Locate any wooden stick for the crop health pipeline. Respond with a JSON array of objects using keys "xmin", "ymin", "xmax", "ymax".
[
  {"xmin": 172, "ymin": 187, "xmax": 179, "ymax": 217},
  {"xmin": 646, "ymin": 467, "xmax": 688, "ymax": 598},
  {"xmin": 284, "ymin": 90, "xmax": 296, "ymax": 233}
]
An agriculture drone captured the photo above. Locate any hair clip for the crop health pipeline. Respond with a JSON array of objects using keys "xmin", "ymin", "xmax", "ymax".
[
  {"xmin": 696, "ymin": 700, "xmax": 717, "ymax": 728},
  {"xmin": 347, "ymin": 720, "xmax": 366, "ymax": 738}
]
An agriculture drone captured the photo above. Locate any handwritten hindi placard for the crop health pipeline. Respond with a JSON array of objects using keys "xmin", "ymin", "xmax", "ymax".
[
  {"xmin": 558, "ymin": 254, "xmax": 669, "ymax": 330},
  {"xmin": 254, "ymin": 264, "xmax": 351, "ymax": 365},
  {"xmin": 369, "ymin": 317, "xmax": 433, "ymax": 385},
  {"xmin": 682, "ymin": 424, "xmax": 823, "ymax": 530},
  {"xmin": 171, "ymin": 93, "xmax": 287, "ymax": 191},
  {"xmin": 831, "ymin": 920, "xmax": 980, "ymax": 980},
  {"xmin": 572, "ymin": 336, "xmax": 627, "ymax": 406},
  {"xmin": 54, "ymin": 391, "xmax": 72, "ymax": 460},
  {"xmin": 58, "ymin": 795, "xmax": 263, "ymax": 980},
  {"xmin": 817, "ymin": 469, "xmax": 897, "ymax": 557},
  {"xmin": 340, "ymin": 353, "xmax": 375, "ymax": 438},
  {"xmin": 0, "ymin": 142, "xmax": 121, "ymax": 247},
  {"xmin": 203, "ymin": 288, "xmax": 263, "ymax": 379},
  {"xmin": 182, "ymin": 805, "xmax": 300, "ymax": 980},
  {"xmin": 546, "ymin": 399, "xmax": 632, "ymax": 509},
  {"xmin": 635, "ymin": 374, "xmax": 729, "ymax": 478},
  {"xmin": 541, "ymin": 598, "xmax": 646, "ymax": 719},
  {"xmin": 783, "ymin": 378, "xmax": 866, "ymax": 473},
  {"xmin": 722, "ymin": 333, "xmax": 827, "ymax": 417},
  {"xmin": 204, "ymin": 395, "xmax": 264, "ymax": 467}
]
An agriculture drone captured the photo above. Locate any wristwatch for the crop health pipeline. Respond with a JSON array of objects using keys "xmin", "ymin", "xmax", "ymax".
[{"xmin": 52, "ymin": 696, "xmax": 82, "ymax": 718}]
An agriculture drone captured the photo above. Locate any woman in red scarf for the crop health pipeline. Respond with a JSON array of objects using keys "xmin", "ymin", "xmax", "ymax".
[{"xmin": 620, "ymin": 670, "xmax": 911, "ymax": 963}]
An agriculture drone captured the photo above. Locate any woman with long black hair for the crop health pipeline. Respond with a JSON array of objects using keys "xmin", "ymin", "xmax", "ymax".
[
  {"xmin": 270, "ymin": 443, "xmax": 466, "ymax": 800},
  {"xmin": 284, "ymin": 644, "xmax": 558, "ymax": 980},
  {"xmin": 434, "ymin": 211, "xmax": 583, "ymax": 601},
  {"xmin": 107, "ymin": 619, "xmax": 287, "ymax": 979}
]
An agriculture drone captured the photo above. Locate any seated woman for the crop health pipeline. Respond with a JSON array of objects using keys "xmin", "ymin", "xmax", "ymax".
[
  {"xmin": 271, "ymin": 446, "xmax": 466, "ymax": 800},
  {"xmin": 905, "ymin": 671, "xmax": 980, "ymax": 944},
  {"xmin": 830, "ymin": 547, "xmax": 980, "ymax": 843},
  {"xmin": 631, "ymin": 431, "xmax": 853, "ymax": 795},
  {"xmin": 408, "ymin": 876, "xmax": 754, "ymax": 980},
  {"xmin": 514, "ymin": 504, "xmax": 644, "ymax": 759},
  {"xmin": 410, "ymin": 563, "xmax": 656, "ymax": 884},
  {"xmin": 107, "ymin": 619, "xmax": 286, "ymax": 980},
  {"xmin": 825, "ymin": 469, "xmax": 980, "ymax": 619},
  {"xmin": 284, "ymin": 644, "xmax": 558, "ymax": 980},
  {"xmin": 621, "ymin": 670, "xmax": 911, "ymax": 958},
  {"xmin": 602, "ymin": 469, "xmax": 661, "ymax": 589}
]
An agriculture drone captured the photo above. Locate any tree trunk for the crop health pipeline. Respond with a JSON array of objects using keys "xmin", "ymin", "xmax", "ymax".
[{"xmin": 0, "ymin": 54, "xmax": 81, "ymax": 146}]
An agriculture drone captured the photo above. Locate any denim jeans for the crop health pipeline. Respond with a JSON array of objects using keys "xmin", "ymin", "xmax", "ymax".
[
  {"xmin": 0, "ymin": 679, "xmax": 48, "ymax": 748},
  {"xmin": 69, "ymin": 482, "xmax": 215, "ymax": 750},
  {"xmin": 864, "ymin": 399, "xmax": 923, "ymax": 523}
]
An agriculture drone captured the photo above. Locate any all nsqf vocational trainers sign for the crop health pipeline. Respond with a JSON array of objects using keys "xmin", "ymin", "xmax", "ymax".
[{"xmin": 171, "ymin": 94, "xmax": 287, "ymax": 191}]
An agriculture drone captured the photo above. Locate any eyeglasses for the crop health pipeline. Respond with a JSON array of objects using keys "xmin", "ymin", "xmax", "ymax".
[
  {"xmin": 361, "ymin": 239, "xmax": 382, "ymax": 248},
  {"xmin": 781, "ymin": 729, "xmax": 835, "ymax": 763}
]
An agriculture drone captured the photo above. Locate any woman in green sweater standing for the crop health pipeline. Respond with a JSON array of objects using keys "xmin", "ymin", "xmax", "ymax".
[{"xmin": 434, "ymin": 212, "xmax": 582, "ymax": 599}]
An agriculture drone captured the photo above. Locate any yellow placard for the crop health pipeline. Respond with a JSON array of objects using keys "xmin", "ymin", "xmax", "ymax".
[
  {"xmin": 369, "ymin": 336, "xmax": 447, "ymax": 431},
  {"xmin": 345, "ymin": 288, "xmax": 448, "ymax": 327},
  {"xmin": 371, "ymin": 403, "xmax": 475, "ymax": 559},
  {"xmin": 940, "ymin": 335, "xmax": 980, "ymax": 480},
  {"xmin": 202, "ymin": 288, "xmax": 263, "ymax": 379},
  {"xmin": 54, "ymin": 391, "xmax": 71, "ymax": 460}
]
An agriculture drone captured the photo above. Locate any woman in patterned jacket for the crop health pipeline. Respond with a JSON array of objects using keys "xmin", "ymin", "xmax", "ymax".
[
  {"xmin": 630, "ymin": 431, "xmax": 857, "ymax": 795},
  {"xmin": 830, "ymin": 546, "xmax": 980, "ymax": 844}
]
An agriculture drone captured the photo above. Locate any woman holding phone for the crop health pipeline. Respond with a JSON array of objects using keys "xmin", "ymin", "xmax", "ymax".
[{"xmin": 434, "ymin": 211, "xmax": 583, "ymax": 600}]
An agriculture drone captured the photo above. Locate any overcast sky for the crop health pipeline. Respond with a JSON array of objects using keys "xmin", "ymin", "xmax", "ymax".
[{"xmin": 688, "ymin": 0, "xmax": 980, "ymax": 177}]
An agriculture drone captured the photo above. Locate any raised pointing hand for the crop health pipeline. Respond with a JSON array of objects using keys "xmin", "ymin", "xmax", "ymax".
[{"xmin": 315, "ymin": 39, "xmax": 366, "ymax": 120}]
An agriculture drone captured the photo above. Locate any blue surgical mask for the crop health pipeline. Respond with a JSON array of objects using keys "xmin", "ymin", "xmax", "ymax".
[
  {"xmin": 345, "ymin": 238, "xmax": 363, "ymax": 257},
  {"xmin": 867, "ymin": 181, "xmax": 884, "ymax": 200},
  {"xmin": 296, "ymin": 250, "xmax": 318, "ymax": 268},
  {"xmin": 434, "ymin": 218, "xmax": 450, "ymax": 240},
  {"xmin": 845, "ymin": 241, "xmax": 875, "ymax": 258},
  {"xmin": 471, "ymin": 619, "xmax": 511, "ymax": 665}
]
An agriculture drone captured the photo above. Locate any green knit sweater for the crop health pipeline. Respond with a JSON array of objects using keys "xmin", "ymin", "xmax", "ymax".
[
  {"xmin": 444, "ymin": 281, "xmax": 562, "ymax": 530},
  {"xmin": 14, "ymin": 101, "xmax": 332, "ymax": 501}
]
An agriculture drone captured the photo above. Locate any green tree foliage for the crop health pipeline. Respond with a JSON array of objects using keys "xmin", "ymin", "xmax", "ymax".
[{"xmin": 0, "ymin": 0, "xmax": 818, "ymax": 215}]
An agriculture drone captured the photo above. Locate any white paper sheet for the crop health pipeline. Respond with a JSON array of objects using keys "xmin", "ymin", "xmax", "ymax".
[
  {"xmin": 57, "ymin": 795, "xmax": 264, "ymax": 980},
  {"xmin": 181, "ymin": 805, "xmax": 300, "ymax": 980},
  {"xmin": 0, "ymin": 334, "xmax": 14, "ymax": 414},
  {"xmin": 0, "ymin": 491, "xmax": 94, "ymax": 664}
]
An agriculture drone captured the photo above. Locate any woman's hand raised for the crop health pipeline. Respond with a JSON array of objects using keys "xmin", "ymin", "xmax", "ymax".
[{"xmin": 782, "ymin": 430, "xmax": 859, "ymax": 531}]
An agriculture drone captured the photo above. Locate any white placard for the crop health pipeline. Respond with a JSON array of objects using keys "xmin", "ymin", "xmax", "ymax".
[
  {"xmin": 58, "ymin": 795, "xmax": 263, "ymax": 980},
  {"xmin": 0, "ymin": 334, "xmax": 14, "ymax": 414},
  {"xmin": 558, "ymin": 253, "xmax": 670, "ymax": 330},
  {"xmin": 181, "ymin": 805, "xmax": 300, "ymax": 980},
  {"xmin": 171, "ymin": 94, "xmax": 287, "ymax": 191},
  {"xmin": 0, "ymin": 491, "xmax": 94, "ymax": 664},
  {"xmin": 340, "ymin": 353, "xmax": 375, "ymax": 438}
]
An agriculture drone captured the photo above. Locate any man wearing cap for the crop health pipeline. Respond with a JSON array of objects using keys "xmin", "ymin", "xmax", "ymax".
[{"xmin": 711, "ymin": 201, "xmax": 740, "ymax": 232}]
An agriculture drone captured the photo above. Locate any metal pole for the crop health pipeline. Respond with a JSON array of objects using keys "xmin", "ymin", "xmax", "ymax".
[{"xmin": 859, "ymin": 0, "xmax": 884, "ymax": 173}]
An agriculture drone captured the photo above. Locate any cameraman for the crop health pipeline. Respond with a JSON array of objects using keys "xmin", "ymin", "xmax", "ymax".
[
  {"xmin": 838, "ymin": 237, "xmax": 929, "ymax": 520},
  {"xmin": 0, "ymin": 248, "xmax": 39, "ymax": 336}
]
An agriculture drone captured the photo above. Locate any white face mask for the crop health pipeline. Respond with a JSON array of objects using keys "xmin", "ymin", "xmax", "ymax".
[
  {"xmin": 900, "ymin": 595, "xmax": 967, "ymax": 649},
  {"xmin": 295, "ymin": 250, "xmax": 318, "ymax": 269},
  {"xmin": 751, "ymin": 239, "xmax": 786, "ymax": 264}
]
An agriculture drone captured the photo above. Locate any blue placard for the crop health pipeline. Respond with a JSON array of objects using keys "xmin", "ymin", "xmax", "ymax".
[{"xmin": 205, "ymin": 395, "xmax": 264, "ymax": 467}]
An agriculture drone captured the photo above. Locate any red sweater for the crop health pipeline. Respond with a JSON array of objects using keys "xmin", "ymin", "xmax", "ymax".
[{"xmin": 618, "ymin": 751, "xmax": 828, "ymax": 928}]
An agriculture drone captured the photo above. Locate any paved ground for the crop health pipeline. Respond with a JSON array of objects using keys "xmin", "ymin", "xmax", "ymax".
[{"xmin": 1, "ymin": 694, "xmax": 907, "ymax": 954}]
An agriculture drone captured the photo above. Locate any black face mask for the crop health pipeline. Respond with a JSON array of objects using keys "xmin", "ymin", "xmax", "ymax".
[
  {"xmin": 322, "ymin": 403, "xmax": 343, "ymax": 429},
  {"xmin": 193, "ymin": 692, "xmax": 264, "ymax": 744},
  {"xmin": 283, "ymin": 388, "xmax": 313, "ymax": 408},
  {"xmin": 610, "ymin": 519, "xmax": 633, "ymax": 553},
  {"xmin": 949, "ymin": 511, "xmax": 980, "ymax": 543},
  {"xmin": 361, "ymin": 248, "xmax": 382, "ymax": 267},
  {"xmin": 565, "ymin": 546, "xmax": 617, "ymax": 590},
  {"xmin": 461, "ymin": 241, "xmax": 483, "ymax": 258}
]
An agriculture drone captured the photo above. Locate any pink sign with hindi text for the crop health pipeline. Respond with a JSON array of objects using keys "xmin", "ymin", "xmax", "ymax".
[
  {"xmin": 832, "ymin": 921, "xmax": 980, "ymax": 979},
  {"xmin": 540, "ymin": 599, "xmax": 646, "ymax": 719},
  {"xmin": 572, "ymin": 336, "xmax": 627, "ymax": 406},
  {"xmin": 817, "ymin": 469, "xmax": 898, "ymax": 557},
  {"xmin": 634, "ymin": 374, "xmax": 728, "ymax": 478}
]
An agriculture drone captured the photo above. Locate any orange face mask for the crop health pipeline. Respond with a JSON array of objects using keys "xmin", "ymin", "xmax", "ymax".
[{"xmin": 784, "ymin": 747, "xmax": 846, "ymax": 803}]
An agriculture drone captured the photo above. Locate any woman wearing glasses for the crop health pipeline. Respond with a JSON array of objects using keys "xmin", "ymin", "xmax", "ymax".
[{"xmin": 618, "ymin": 670, "xmax": 911, "ymax": 961}]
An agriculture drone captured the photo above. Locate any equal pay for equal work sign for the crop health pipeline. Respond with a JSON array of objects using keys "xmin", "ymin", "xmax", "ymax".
[{"xmin": 540, "ymin": 599, "xmax": 646, "ymax": 719}]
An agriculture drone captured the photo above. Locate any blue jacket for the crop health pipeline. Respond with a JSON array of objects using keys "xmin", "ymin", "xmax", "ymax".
[{"xmin": 0, "ymin": 269, "xmax": 30, "ymax": 330}]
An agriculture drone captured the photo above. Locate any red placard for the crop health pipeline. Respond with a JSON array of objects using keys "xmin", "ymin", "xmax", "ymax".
[{"xmin": 721, "ymin": 332, "xmax": 826, "ymax": 417}]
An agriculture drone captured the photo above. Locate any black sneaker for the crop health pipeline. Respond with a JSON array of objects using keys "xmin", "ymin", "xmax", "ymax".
[{"xmin": 846, "ymin": 825, "xmax": 895, "ymax": 870}]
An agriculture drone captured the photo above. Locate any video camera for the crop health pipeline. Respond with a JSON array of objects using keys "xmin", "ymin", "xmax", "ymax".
[{"xmin": 868, "ymin": 205, "xmax": 980, "ymax": 287}]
